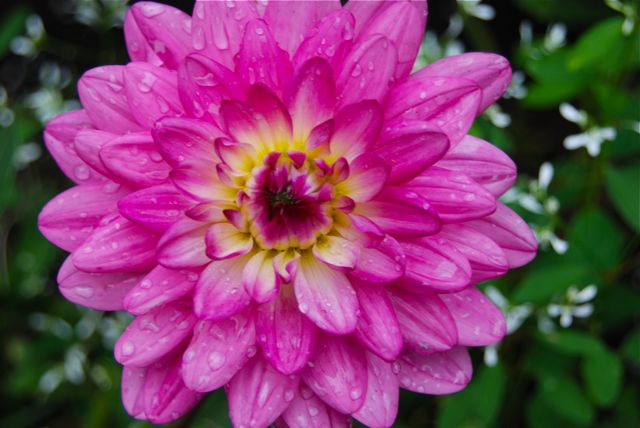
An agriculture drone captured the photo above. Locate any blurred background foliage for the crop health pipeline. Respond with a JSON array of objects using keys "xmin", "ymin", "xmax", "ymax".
[{"xmin": 0, "ymin": 0, "xmax": 638, "ymax": 427}]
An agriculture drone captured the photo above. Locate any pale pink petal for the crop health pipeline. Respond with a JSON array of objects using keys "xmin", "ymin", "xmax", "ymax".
[
  {"xmin": 57, "ymin": 256, "xmax": 142, "ymax": 311},
  {"xmin": 283, "ymin": 384, "xmax": 351, "ymax": 427},
  {"xmin": 353, "ymin": 353, "xmax": 400, "ymax": 428},
  {"xmin": 399, "ymin": 237, "xmax": 472, "ymax": 293},
  {"xmin": 128, "ymin": 2, "xmax": 192, "ymax": 70},
  {"xmin": 293, "ymin": 9, "xmax": 356, "ymax": 73},
  {"xmin": 182, "ymin": 310, "xmax": 255, "ymax": 392},
  {"xmin": 465, "ymin": 202, "xmax": 538, "ymax": 268},
  {"xmin": 228, "ymin": 356, "xmax": 299, "ymax": 428},
  {"xmin": 43, "ymin": 110, "xmax": 101, "ymax": 184},
  {"xmin": 219, "ymin": 99, "xmax": 273, "ymax": 148},
  {"xmin": 440, "ymin": 286, "xmax": 507, "ymax": 346},
  {"xmin": 243, "ymin": 250, "xmax": 279, "ymax": 303},
  {"xmin": 438, "ymin": 224, "xmax": 509, "ymax": 283},
  {"xmin": 123, "ymin": 266, "xmax": 198, "ymax": 315},
  {"xmin": 205, "ymin": 223, "xmax": 254, "ymax": 260},
  {"xmin": 334, "ymin": 213, "xmax": 385, "ymax": 249},
  {"xmin": 193, "ymin": 256, "xmax": 252, "ymax": 320},
  {"xmin": 337, "ymin": 153, "xmax": 389, "ymax": 202},
  {"xmin": 312, "ymin": 235, "xmax": 361, "ymax": 271},
  {"xmin": 390, "ymin": 288, "xmax": 458, "ymax": 355},
  {"xmin": 374, "ymin": 120, "xmax": 450, "ymax": 184},
  {"xmin": 178, "ymin": 53, "xmax": 246, "ymax": 123},
  {"xmin": 99, "ymin": 132, "xmax": 170, "ymax": 189},
  {"xmin": 118, "ymin": 184, "xmax": 191, "ymax": 233},
  {"xmin": 336, "ymin": 35, "xmax": 397, "ymax": 108},
  {"xmin": 124, "ymin": 8, "xmax": 162, "ymax": 66},
  {"xmin": 72, "ymin": 214, "xmax": 158, "ymax": 273},
  {"xmin": 123, "ymin": 62, "xmax": 183, "ymax": 128},
  {"xmin": 156, "ymin": 217, "xmax": 210, "ymax": 269},
  {"xmin": 38, "ymin": 183, "xmax": 126, "ymax": 252},
  {"xmin": 121, "ymin": 366, "xmax": 147, "ymax": 419},
  {"xmin": 303, "ymin": 335, "xmax": 367, "ymax": 414},
  {"xmin": 115, "ymin": 301, "xmax": 196, "ymax": 367},
  {"xmin": 356, "ymin": 0, "xmax": 424, "ymax": 80},
  {"xmin": 285, "ymin": 58, "xmax": 336, "ymax": 143},
  {"xmin": 170, "ymin": 165, "xmax": 236, "ymax": 202},
  {"xmin": 385, "ymin": 76, "xmax": 482, "ymax": 146},
  {"xmin": 293, "ymin": 255, "xmax": 359, "ymax": 334},
  {"xmin": 356, "ymin": 187, "xmax": 440, "ymax": 237},
  {"xmin": 256, "ymin": 287, "xmax": 317, "ymax": 374},
  {"xmin": 191, "ymin": 0, "xmax": 258, "ymax": 69},
  {"xmin": 264, "ymin": 0, "xmax": 340, "ymax": 56},
  {"xmin": 77, "ymin": 66, "xmax": 142, "ymax": 133},
  {"xmin": 351, "ymin": 234, "xmax": 406, "ymax": 283},
  {"xmin": 419, "ymin": 53, "xmax": 512, "ymax": 113},
  {"xmin": 247, "ymin": 84, "xmax": 293, "ymax": 144},
  {"xmin": 141, "ymin": 354, "xmax": 203, "ymax": 423},
  {"xmin": 353, "ymin": 279, "xmax": 402, "ymax": 361},
  {"xmin": 436, "ymin": 135, "xmax": 517, "ymax": 196},
  {"xmin": 403, "ymin": 167, "xmax": 497, "ymax": 223},
  {"xmin": 398, "ymin": 347, "xmax": 472, "ymax": 395},
  {"xmin": 329, "ymin": 100, "xmax": 382, "ymax": 161},
  {"xmin": 74, "ymin": 129, "xmax": 116, "ymax": 177},
  {"xmin": 153, "ymin": 116, "xmax": 223, "ymax": 169},
  {"xmin": 236, "ymin": 19, "xmax": 293, "ymax": 94}
]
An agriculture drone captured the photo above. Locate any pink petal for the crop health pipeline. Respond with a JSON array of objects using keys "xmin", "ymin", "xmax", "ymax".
[
  {"xmin": 353, "ymin": 353, "xmax": 399, "ymax": 428},
  {"xmin": 178, "ymin": 53, "xmax": 246, "ymax": 122},
  {"xmin": 77, "ymin": 66, "xmax": 142, "ymax": 133},
  {"xmin": 118, "ymin": 184, "xmax": 191, "ymax": 233},
  {"xmin": 353, "ymin": 279, "xmax": 402, "ymax": 361},
  {"xmin": 357, "ymin": 187, "xmax": 441, "ymax": 237},
  {"xmin": 57, "ymin": 256, "xmax": 142, "ymax": 310},
  {"xmin": 356, "ymin": 0, "xmax": 424, "ymax": 80},
  {"xmin": 256, "ymin": 286, "xmax": 317, "ymax": 374},
  {"xmin": 38, "ymin": 183, "xmax": 126, "ymax": 252},
  {"xmin": 335, "ymin": 212, "xmax": 385, "ymax": 249},
  {"xmin": 243, "ymin": 250, "xmax": 279, "ymax": 303},
  {"xmin": 465, "ymin": 202, "xmax": 538, "ymax": 268},
  {"xmin": 128, "ymin": 2, "xmax": 192, "ymax": 70},
  {"xmin": 182, "ymin": 310, "xmax": 255, "ymax": 392},
  {"xmin": 115, "ymin": 301, "xmax": 196, "ymax": 367},
  {"xmin": 403, "ymin": 166, "xmax": 497, "ymax": 223},
  {"xmin": 193, "ymin": 256, "xmax": 252, "ymax": 320},
  {"xmin": 74, "ymin": 129, "xmax": 116, "ymax": 177},
  {"xmin": 124, "ymin": 8, "xmax": 163, "ymax": 66},
  {"xmin": 351, "ymin": 234, "xmax": 406, "ymax": 283},
  {"xmin": 303, "ymin": 335, "xmax": 368, "ymax": 414},
  {"xmin": 264, "ymin": 0, "xmax": 340, "ymax": 56},
  {"xmin": 293, "ymin": 9, "xmax": 356, "ymax": 73},
  {"xmin": 374, "ymin": 120, "xmax": 450, "ymax": 184},
  {"xmin": 337, "ymin": 153, "xmax": 388, "ymax": 202},
  {"xmin": 282, "ymin": 383, "xmax": 352, "ymax": 428},
  {"xmin": 205, "ymin": 223, "xmax": 253, "ymax": 260},
  {"xmin": 285, "ymin": 58, "xmax": 336, "ymax": 143},
  {"xmin": 228, "ymin": 356, "xmax": 300, "ymax": 428},
  {"xmin": 99, "ymin": 132, "xmax": 170, "ymax": 189},
  {"xmin": 140, "ymin": 354, "xmax": 203, "ymax": 423},
  {"xmin": 72, "ymin": 214, "xmax": 158, "ymax": 273},
  {"xmin": 219, "ymin": 99, "xmax": 272, "ymax": 148},
  {"xmin": 236, "ymin": 19, "xmax": 293, "ymax": 94},
  {"xmin": 441, "ymin": 286, "xmax": 507, "ymax": 346},
  {"xmin": 293, "ymin": 255, "xmax": 359, "ymax": 334},
  {"xmin": 329, "ymin": 100, "xmax": 382, "ymax": 161},
  {"xmin": 438, "ymin": 224, "xmax": 509, "ymax": 283},
  {"xmin": 123, "ymin": 266, "xmax": 199, "ymax": 315},
  {"xmin": 121, "ymin": 366, "xmax": 147, "ymax": 419},
  {"xmin": 157, "ymin": 218, "xmax": 210, "ymax": 269},
  {"xmin": 336, "ymin": 34, "xmax": 397, "ymax": 108},
  {"xmin": 312, "ymin": 236, "xmax": 361, "ymax": 271},
  {"xmin": 397, "ymin": 347, "xmax": 472, "ymax": 395},
  {"xmin": 436, "ymin": 135, "xmax": 516, "ymax": 196},
  {"xmin": 191, "ymin": 0, "xmax": 258, "ymax": 69},
  {"xmin": 170, "ymin": 164, "xmax": 236, "ymax": 202},
  {"xmin": 419, "ymin": 53, "xmax": 512, "ymax": 113},
  {"xmin": 43, "ymin": 110, "xmax": 101, "ymax": 184},
  {"xmin": 123, "ymin": 62, "xmax": 183, "ymax": 128},
  {"xmin": 399, "ymin": 237, "xmax": 471, "ymax": 293},
  {"xmin": 385, "ymin": 76, "xmax": 482, "ymax": 146},
  {"xmin": 153, "ymin": 116, "xmax": 223, "ymax": 169},
  {"xmin": 247, "ymin": 84, "xmax": 293, "ymax": 144},
  {"xmin": 390, "ymin": 288, "xmax": 457, "ymax": 354}
]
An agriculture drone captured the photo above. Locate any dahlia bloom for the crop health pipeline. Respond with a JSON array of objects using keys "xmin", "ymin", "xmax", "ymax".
[{"xmin": 38, "ymin": 1, "xmax": 537, "ymax": 426}]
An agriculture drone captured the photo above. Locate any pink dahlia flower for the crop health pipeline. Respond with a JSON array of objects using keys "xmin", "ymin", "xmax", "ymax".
[{"xmin": 38, "ymin": 1, "xmax": 537, "ymax": 426}]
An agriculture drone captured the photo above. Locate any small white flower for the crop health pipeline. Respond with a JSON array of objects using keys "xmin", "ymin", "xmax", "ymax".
[
  {"xmin": 564, "ymin": 127, "xmax": 617, "ymax": 157},
  {"xmin": 544, "ymin": 23, "xmax": 567, "ymax": 51},
  {"xmin": 484, "ymin": 344, "xmax": 499, "ymax": 367},
  {"xmin": 538, "ymin": 162, "xmax": 554, "ymax": 193},
  {"xmin": 560, "ymin": 103, "xmax": 589, "ymax": 127},
  {"xmin": 520, "ymin": 20, "xmax": 533, "ymax": 46},
  {"xmin": 547, "ymin": 284, "xmax": 597, "ymax": 327},
  {"xmin": 485, "ymin": 104, "xmax": 512, "ymax": 128},
  {"xmin": 505, "ymin": 70, "xmax": 528, "ymax": 99},
  {"xmin": 458, "ymin": 0, "xmax": 496, "ymax": 21}
]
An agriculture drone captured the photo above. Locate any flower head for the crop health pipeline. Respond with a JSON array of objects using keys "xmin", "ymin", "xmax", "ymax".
[{"xmin": 38, "ymin": 1, "xmax": 537, "ymax": 426}]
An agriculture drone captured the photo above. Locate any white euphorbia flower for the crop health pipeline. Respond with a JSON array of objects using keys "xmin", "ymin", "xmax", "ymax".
[
  {"xmin": 560, "ymin": 103, "xmax": 617, "ymax": 157},
  {"xmin": 547, "ymin": 284, "xmax": 597, "ymax": 328},
  {"xmin": 544, "ymin": 23, "xmax": 567, "ymax": 51}
]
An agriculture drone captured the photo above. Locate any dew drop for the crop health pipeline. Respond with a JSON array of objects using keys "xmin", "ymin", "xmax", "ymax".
[{"xmin": 207, "ymin": 351, "xmax": 226, "ymax": 370}]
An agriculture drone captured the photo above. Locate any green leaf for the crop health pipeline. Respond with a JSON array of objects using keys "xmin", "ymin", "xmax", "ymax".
[
  {"xmin": 515, "ymin": 0, "xmax": 611, "ymax": 25},
  {"xmin": 539, "ymin": 330, "xmax": 606, "ymax": 357},
  {"xmin": 582, "ymin": 347, "xmax": 623, "ymax": 406},
  {"xmin": 568, "ymin": 17, "xmax": 625, "ymax": 71},
  {"xmin": 605, "ymin": 164, "xmax": 640, "ymax": 232},
  {"xmin": 0, "ymin": 6, "xmax": 29, "ymax": 57},
  {"xmin": 622, "ymin": 328, "xmax": 640, "ymax": 365},
  {"xmin": 539, "ymin": 375, "xmax": 595, "ymax": 426},
  {"xmin": 512, "ymin": 261, "xmax": 589, "ymax": 304}
]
